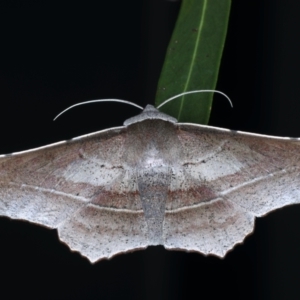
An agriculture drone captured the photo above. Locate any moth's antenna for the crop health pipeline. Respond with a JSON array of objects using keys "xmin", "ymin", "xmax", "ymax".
[
  {"xmin": 157, "ymin": 90, "xmax": 233, "ymax": 109},
  {"xmin": 54, "ymin": 99, "xmax": 143, "ymax": 121}
]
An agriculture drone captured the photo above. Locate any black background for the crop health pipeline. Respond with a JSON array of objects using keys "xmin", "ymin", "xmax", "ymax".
[{"xmin": 1, "ymin": 0, "xmax": 300, "ymax": 299}]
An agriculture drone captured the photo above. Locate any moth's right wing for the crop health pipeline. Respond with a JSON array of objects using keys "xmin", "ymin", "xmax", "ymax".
[{"xmin": 163, "ymin": 123, "xmax": 300, "ymax": 257}]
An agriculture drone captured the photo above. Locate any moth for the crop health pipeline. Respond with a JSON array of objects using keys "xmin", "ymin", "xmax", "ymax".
[{"xmin": 0, "ymin": 103, "xmax": 300, "ymax": 263}]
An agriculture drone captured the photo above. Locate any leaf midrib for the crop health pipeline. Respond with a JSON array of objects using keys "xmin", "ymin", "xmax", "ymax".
[{"xmin": 178, "ymin": 0, "xmax": 208, "ymax": 120}]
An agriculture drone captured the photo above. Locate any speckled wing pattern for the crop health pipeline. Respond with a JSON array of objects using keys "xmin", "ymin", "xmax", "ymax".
[
  {"xmin": 0, "ymin": 126, "xmax": 148, "ymax": 262},
  {"xmin": 1, "ymin": 105, "xmax": 300, "ymax": 262},
  {"xmin": 164, "ymin": 123, "xmax": 300, "ymax": 256}
]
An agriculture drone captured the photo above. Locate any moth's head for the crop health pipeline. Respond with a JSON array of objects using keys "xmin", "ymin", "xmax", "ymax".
[{"xmin": 123, "ymin": 105, "xmax": 178, "ymax": 126}]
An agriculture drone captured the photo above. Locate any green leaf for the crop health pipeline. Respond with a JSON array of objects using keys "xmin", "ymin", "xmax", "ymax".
[{"xmin": 155, "ymin": 0, "xmax": 231, "ymax": 124}]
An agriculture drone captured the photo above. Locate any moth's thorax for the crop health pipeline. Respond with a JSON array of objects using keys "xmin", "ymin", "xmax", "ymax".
[
  {"xmin": 123, "ymin": 118, "xmax": 181, "ymax": 168},
  {"xmin": 142, "ymin": 147, "xmax": 165, "ymax": 169}
]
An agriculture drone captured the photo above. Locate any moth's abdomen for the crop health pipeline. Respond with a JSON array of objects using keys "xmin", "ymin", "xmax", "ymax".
[{"xmin": 137, "ymin": 166, "xmax": 171, "ymax": 245}]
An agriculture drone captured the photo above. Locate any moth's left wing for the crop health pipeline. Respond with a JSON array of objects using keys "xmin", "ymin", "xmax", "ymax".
[
  {"xmin": 163, "ymin": 123, "xmax": 300, "ymax": 257},
  {"xmin": 0, "ymin": 127, "xmax": 148, "ymax": 262}
]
